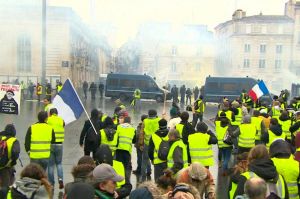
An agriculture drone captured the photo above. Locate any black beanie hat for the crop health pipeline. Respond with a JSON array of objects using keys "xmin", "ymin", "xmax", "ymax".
[
  {"xmin": 196, "ymin": 122, "xmax": 208, "ymax": 132},
  {"xmin": 158, "ymin": 119, "xmax": 168, "ymax": 129}
]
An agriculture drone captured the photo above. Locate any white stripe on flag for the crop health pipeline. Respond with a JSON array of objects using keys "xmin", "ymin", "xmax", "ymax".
[
  {"xmin": 52, "ymin": 95, "xmax": 76, "ymax": 124},
  {"xmin": 252, "ymin": 84, "xmax": 264, "ymax": 99}
]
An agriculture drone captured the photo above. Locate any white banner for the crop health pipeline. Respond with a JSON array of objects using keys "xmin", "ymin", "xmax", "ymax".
[{"xmin": 0, "ymin": 84, "xmax": 21, "ymax": 115}]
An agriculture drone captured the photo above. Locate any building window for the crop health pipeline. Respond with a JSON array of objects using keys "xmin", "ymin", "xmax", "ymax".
[
  {"xmin": 259, "ymin": 59, "xmax": 266, "ymax": 68},
  {"xmin": 298, "ymin": 32, "xmax": 300, "ymax": 44},
  {"xmin": 172, "ymin": 46, "xmax": 177, "ymax": 56},
  {"xmin": 275, "ymin": 60, "xmax": 281, "ymax": 69},
  {"xmin": 195, "ymin": 63, "xmax": 201, "ymax": 71},
  {"xmin": 276, "ymin": 45, "xmax": 282, "ymax": 54},
  {"xmin": 243, "ymin": 59, "xmax": 250, "ymax": 68},
  {"xmin": 244, "ymin": 44, "xmax": 251, "ymax": 53},
  {"xmin": 171, "ymin": 62, "xmax": 176, "ymax": 72},
  {"xmin": 17, "ymin": 34, "xmax": 31, "ymax": 72},
  {"xmin": 262, "ymin": 25, "xmax": 267, "ymax": 34},
  {"xmin": 260, "ymin": 44, "xmax": 266, "ymax": 53},
  {"xmin": 196, "ymin": 48, "xmax": 202, "ymax": 56}
]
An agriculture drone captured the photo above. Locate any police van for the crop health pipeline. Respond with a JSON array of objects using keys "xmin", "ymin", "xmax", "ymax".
[
  {"xmin": 203, "ymin": 76, "xmax": 271, "ymax": 103},
  {"xmin": 105, "ymin": 73, "xmax": 171, "ymax": 102}
]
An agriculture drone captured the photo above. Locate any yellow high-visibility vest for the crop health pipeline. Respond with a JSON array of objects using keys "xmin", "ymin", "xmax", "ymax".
[
  {"xmin": 272, "ymin": 155, "xmax": 300, "ymax": 199},
  {"xmin": 241, "ymin": 171, "xmax": 286, "ymax": 199},
  {"xmin": 167, "ymin": 140, "xmax": 188, "ymax": 170},
  {"xmin": 47, "ymin": 114, "xmax": 64, "ymax": 143},
  {"xmin": 100, "ymin": 129, "xmax": 118, "ymax": 156},
  {"xmin": 0, "ymin": 136, "xmax": 17, "ymax": 169},
  {"xmin": 143, "ymin": 117, "xmax": 160, "ymax": 145},
  {"xmin": 251, "ymin": 116, "xmax": 263, "ymax": 141},
  {"xmin": 30, "ymin": 123, "xmax": 53, "ymax": 159},
  {"xmin": 266, "ymin": 130, "xmax": 286, "ymax": 149},
  {"xmin": 238, "ymin": 123, "xmax": 256, "ymax": 148},
  {"xmin": 231, "ymin": 108, "xmax": 242, "ymax": 126},
  {"xmin": 188, "ymin": 133, "xmax": 214, "ymax": 166},
  {"xmin": 113, "ymin": 160, "xmax": 125, "ymax": 188},
  {"xmin": 278, "ymin": 119, "xmax": 292, "ymax": 140},
  {"xmin": 175, "ymin": 123, "xmax": 184, "ymax": 138},
  {"xmin": 152, "ymin": 133, "xmax": 168, "ymax": 164},
  {"xmin": 218, "ymin": 110, "xmax": 233, "ymax": 122},
  {"xmin": 215, "ymin": 121, "xmax": 231, "ymax": 148},
  {"xmin": 116, "ymin": 125, "xmax": 135, "ymax": 154}
]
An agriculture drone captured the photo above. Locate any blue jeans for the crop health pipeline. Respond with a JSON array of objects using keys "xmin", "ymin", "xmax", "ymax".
[
  {"xmin": 140, "ymin": 144, "xmax": 152, "ymax": 181},
  {"xmin": 220, "ymin": 147, "xmax": 232, "ymax": 171},
  {"xmin": 48, "ymin": 144, "xmax": 63, "ymax": 185}
]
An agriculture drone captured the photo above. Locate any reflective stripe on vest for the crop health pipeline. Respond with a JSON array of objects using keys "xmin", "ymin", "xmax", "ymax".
[
  {"xmin": 113, "ymin": 160, "xmax": 125, "ymax": 188},
  {"xmin": 152, "ymin": 133, "xmax": 168, "ymax": 164},
  {"xmin": 251, "ymin": 116, "xmax": 263, "ymax": 141},
  {"xmin": 57, "ymin": 85, "xmax": 63, "ymax": 92},
  {"xmin": 143, "ymin": 117, "xmax": 160, "ymax": 145},
  {"xmin": 47, "ymin": 115, "xmax": 64, "ymax": 143},
  {"xmin": 272, "ymin": 156, "xmax": 300, "ymax": 199},
  {"xmin": 215, "ymin": 121, "xmax": 231, "ymax": 148},
  {"xmin": 0, "ymin": 136, "xmax": 17, "ymax": 168},
  {"xmin": 100, "ymin": 129, "xmax": 118, "ymax": 156},
  {"xmin": 266, "ymin": 130, "xmax": 286, "ymax": 149},
  {"xmin": 188, "ymin": 133, "xmax": 214, "ymax": 166},
  {"xmin": 117, "ymin": 125, "xmax": 135, "ymax": 154},
  {"xmin": 167, "ymin": 140, "xmax": 188, "ymax": 170},
  {"xmin": 279, "ymin": 119, "xmax": 292, "ymax": 140},
  {"xmin": 175, "ymin": 123, "xmax": 184, "ymax": 138},
  {"xmin": 101, "ymin": 115, "xmax": 108, "ymax": 123},
  {"xmin": 238, "ymin": 124, "xmax": 256, "ymax": 148},
  {"xmin": 242, "ymin": 171, "xmax": 286, "ymax": 199},
  {"xmin": 30, "ymin": 123, "xmax": 53, "ymax": 159}
]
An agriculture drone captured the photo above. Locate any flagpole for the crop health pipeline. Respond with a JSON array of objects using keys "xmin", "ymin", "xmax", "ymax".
[{"xmin": 67, "ymin": 78, "xmax": 98, "ymax": 135}]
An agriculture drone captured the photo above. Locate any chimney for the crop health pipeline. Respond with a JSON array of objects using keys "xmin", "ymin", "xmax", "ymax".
[{"xmin": 232, "ymin": 9, "xmax": 246, "ymax": 20}]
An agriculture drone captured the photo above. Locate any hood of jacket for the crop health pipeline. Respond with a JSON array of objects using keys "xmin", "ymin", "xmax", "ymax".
[
  {"xmin": 104, "ymin": 128, "xmax": 116, "ymax": 141},
  {"xmin": 12, "ymin": 177, "xmax": 48, "ymax": 199},
  {"xmin": 248, "ymin": 159, "xmax": 278, "ymax": 182},
  {"xmin": 155, "ymin": 128, "xmax": 169, "ymax": 138},
  {"xmin": 269, "ymin": 124, "xmax": 282, "ymax": 136}
]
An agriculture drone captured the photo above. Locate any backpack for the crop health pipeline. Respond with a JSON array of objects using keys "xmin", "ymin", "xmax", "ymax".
[
  {"xmin": 0, "ymin": 137, "xmax": 9, "ymax": 167},
  {"xmin": 157, "ymin": 139, "xmax": 170, "ymax": 160}
]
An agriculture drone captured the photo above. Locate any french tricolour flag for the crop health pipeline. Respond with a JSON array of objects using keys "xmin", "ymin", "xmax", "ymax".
[
  {"xmin": 52, "ymin": 79, "xmax": 84, "ymax": 124},
  {"xmin": 248, "ymin": 80, "xmax": 270, "ymax": 101}
]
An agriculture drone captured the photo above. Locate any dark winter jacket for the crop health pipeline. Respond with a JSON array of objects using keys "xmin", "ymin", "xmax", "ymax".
[
  {"xmin": 169, "ymin": 139, "xmax": 185, "ymax": 174},
  {"xmin": 180, "ymin": 121, "xmax": 195, "ymax": 145},
  {"xmin": 234, "ymin": 158, "xmax": 288, "ymax": 199},
  {"xmin": 148, "ymin": 128, "xmax": 169, "ymax": 161},
  {"xmin": 79, "ymin": 119, "xmax": 102, "ymax": 151}
]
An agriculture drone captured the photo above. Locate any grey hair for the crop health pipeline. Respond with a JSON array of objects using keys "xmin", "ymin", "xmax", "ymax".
[
  {"xmin": 168, "ymin": 128, "xmax": 181, "ymax": 139},
  {"xmin": 243, "ymin": 114, "xmax": 251, "ymax": 124},
  {"xmin": 244, "ymin": 177, "xmax": 267, "ymax": 199}
]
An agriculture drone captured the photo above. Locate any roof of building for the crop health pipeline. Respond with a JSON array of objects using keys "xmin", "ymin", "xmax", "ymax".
[{"xmin": 216, "ymin": 15, "xmax": 294, "ymax": 30}]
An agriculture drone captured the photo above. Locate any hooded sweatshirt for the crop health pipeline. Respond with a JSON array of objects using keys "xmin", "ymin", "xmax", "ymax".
[
  {"xmin": 10, "ymin": 177, "xmax": 49, "ymax": 199},
  {"xmin": 234, "ymin": 158, "xmax": 288, "ymax": 199}
]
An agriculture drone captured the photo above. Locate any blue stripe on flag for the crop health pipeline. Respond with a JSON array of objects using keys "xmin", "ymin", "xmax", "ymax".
[
  {"xmin": 58, "ymin": 79, "xmax": 84, "ymax": 119},
  {"xmin": 258, "ymin": 80, "xmax": 269, "ymax": 95}
]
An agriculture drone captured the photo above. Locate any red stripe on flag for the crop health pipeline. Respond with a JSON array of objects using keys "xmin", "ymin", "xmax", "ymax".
[{"xmin": 248, "ymin": 89, "xmax": 258, "ymax": 101}]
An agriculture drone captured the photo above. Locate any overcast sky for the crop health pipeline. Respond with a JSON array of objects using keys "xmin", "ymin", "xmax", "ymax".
[{"xmin": 48, "ymin": 0, "xmax": 289, "ymax": 46}]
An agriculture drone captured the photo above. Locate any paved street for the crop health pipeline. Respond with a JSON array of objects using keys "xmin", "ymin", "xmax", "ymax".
[{"xmin": 2, "ymin": 95, "xmax": 230, "ymax": 198}]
